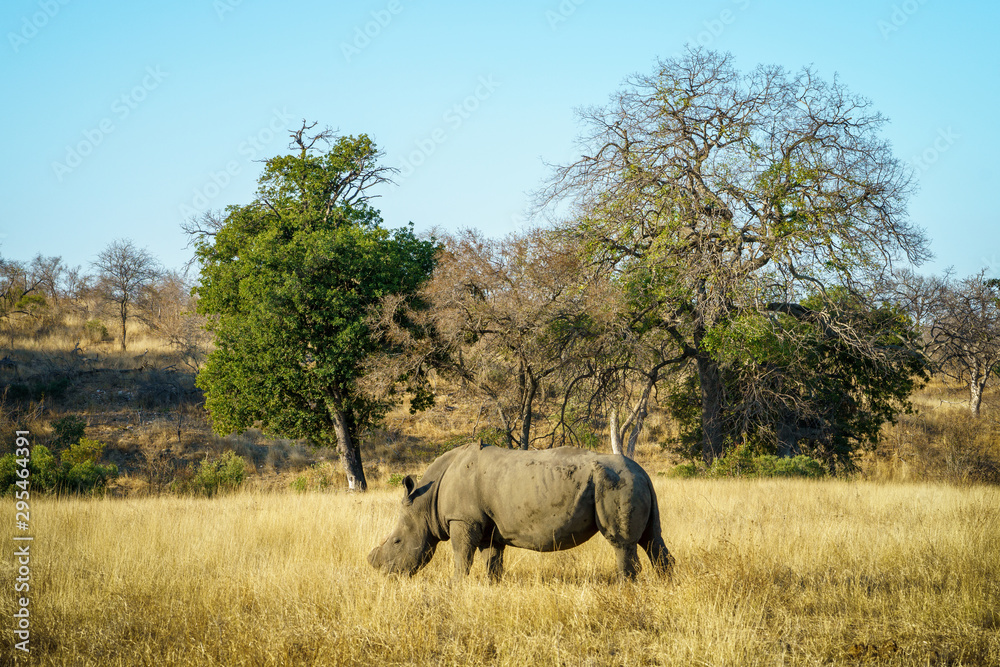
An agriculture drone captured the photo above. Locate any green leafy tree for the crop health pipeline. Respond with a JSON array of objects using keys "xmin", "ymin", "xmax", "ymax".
[
  {"xmin": 686, "ymin": 291, "xmax": 927, "ymax": 468},
  {"xmin": 192, "ymin": 123, "xmax": 437, "ymax": 491}
]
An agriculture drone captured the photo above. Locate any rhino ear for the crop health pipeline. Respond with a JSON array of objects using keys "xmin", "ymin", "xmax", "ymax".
[{"xmin": 402, "ymin": 475, "xmax": 417, "ymax": 501}]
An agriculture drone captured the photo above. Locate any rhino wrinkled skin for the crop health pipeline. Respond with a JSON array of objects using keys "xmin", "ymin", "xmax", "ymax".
[{"xmin": 368, "ymin": 443, "xmax": 674, "ymax": 581}]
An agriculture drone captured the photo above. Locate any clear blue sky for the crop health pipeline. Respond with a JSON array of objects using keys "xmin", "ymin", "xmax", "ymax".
[{"xmin": 3, "ymin": 0, "xmax": 998, "ymax": 279}]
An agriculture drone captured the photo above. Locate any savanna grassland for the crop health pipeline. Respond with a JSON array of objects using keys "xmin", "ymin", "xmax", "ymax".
[
  {"xmin": 2, "ymin": 478, "xmax": 997, "ymax": 666},
  {"xmin": 4, "ymin": 287, "xmax": 1000, "ymax": 666}
]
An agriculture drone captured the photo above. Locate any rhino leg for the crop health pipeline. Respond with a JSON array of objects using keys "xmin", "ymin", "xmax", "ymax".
[
  {"xmin": 480, "ymin": 542, "xmax": 505, "ymax": 581},
  {"xmin": 449, "ymin": 520, "xmax": 482, "ymax": 581},
  {"xmin": 613, "ymin": 542, "xmax": 640, "ymax": 580}
]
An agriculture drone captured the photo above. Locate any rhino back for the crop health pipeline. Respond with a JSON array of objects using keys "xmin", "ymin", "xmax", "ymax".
[{"xmin": 439, "ymin": 447, "xmax": 643, "ymax": 552}]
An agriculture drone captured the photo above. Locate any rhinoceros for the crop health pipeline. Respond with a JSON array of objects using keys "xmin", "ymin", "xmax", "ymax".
[{"xmin": 368, "ymin": 443, "xmax": 674, "ymax": 581}]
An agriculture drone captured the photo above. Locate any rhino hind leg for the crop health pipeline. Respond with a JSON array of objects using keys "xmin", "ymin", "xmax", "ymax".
[
  {"xmin": 480, "ymin": 542, "xmax": 505, "ymax": 581},
  {"xmin": 613, "ymin": 542, "xmax": 641, "ymax": 580},
  {"xmin": 475, "ymin": 524, "xmax": 506, "ymax": 581}
]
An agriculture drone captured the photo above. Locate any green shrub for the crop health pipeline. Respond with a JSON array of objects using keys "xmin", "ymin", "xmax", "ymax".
[
  {"xmin": 387, "ymin": 472, "xmax": 405, "ymax": 487},
  {"xmin": 0, "ymin": 454, "xmax": 19, "ymax": 495},
  {"xmin": 186, "ymin": 451, "xmax": 248, "ymax": 496},
  {"xmin": 709, "ymin": 442, "xmax": 758, "ymax": 478},
  {"xmin": 753, "ymin": 454, "xmax": 827, "ymax": 479},
  {"xmin": 61, "ymin": 459, "xmax": 119, "ymax": 494},
  {"xmin": 51, "ymin": 415, "xmax": 87, "ymax": 451},
  {"xmin": 61, "ymin": 437, "xmax": 104, "ymax": 466},
  {"xmin": 665, "ymin": 461, "xmax": 703, "ymax": 479},
  {"xmin": 0, "ymin": 443, "xmax": 114, "ymax": 495},
  {"xmin": 29, "ymin": 445, "xmax": 60, "ymax": 492},
  {"xmin": 7, "ymin": 377, "xmax": 71, "ymax": 403},
  {"xmin": 53, "ymin": 437, "xmax": 118, "ymax": 493},
  {"xmin": 668, "ymin": 444, "xmax": 828, "ymax": 480}
]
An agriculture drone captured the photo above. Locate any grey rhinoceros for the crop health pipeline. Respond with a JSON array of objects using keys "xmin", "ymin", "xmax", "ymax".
[{"xmin": 368, "ymin": 443, "xmax": 674, "ymax": 581}]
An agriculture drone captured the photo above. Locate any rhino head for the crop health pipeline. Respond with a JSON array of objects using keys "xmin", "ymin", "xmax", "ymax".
[{"xmin": 368, "ymin": 475, "xmax": 438, "ymax": 576}]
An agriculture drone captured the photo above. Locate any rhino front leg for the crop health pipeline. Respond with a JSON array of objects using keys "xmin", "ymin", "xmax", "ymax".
[{"xmin": 449, "ymin": 520, "xmax": 482, "ymax": 581}]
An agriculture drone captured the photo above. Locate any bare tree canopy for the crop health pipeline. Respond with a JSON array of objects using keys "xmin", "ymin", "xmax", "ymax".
[
  {"xmin": 388, "ymin": 228, "xmax": 591, "ymax": 450},
  {"xmin": 929, "ymin": 271, "xmax": 1000, "ymax": 416},
  {"xmin": 93, "ymin": 239, "xmax": 162, "ymax": 351},
  {"xmin": 540, "ymin": 48, "xmax": 930, "ymax": 462}
]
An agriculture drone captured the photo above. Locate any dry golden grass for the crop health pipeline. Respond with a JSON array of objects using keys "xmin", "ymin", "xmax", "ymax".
[{"xmin": 2, "ymin": 479, "xmax": 997, "ymax": 666}]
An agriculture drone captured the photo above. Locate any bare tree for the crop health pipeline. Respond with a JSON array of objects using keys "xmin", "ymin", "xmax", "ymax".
[
  {"xmin": 145, "ymin": 271, "xmax": 210, "ymax": 370},
  {"xmin": 540, "ymin": 48, "xmax": 929, "ymax": 462},
  {"xmin": 93, "ymin": 239, "xmax": 162, "ymax": 351},
  {"xmin": 434, "ymin": 229, "xmax": 591, "ymax": 449},
  {"xmin": 929, "ymin": 271, "xmax": 1000, "ymax": 416},
  {"xmin": 546, "ymin": 271, "xmax": 688, "ymax": 457},
  {"xmin": 374, "ymin": 229, "xmax": 592, "ymax": 449}
]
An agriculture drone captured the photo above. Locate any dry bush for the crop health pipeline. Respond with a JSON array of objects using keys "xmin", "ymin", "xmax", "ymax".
[
  {"xmin": 2, "ymin": 479, "xmax": 997, "ymax": 665},
  {"xmin": 873, "ymin": 380, "xmax": 1000, "ymax": 484}
]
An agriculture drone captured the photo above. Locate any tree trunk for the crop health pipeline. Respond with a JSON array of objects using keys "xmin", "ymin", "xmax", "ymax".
[
  {"xmin": 496, "ymin": 405, "xmax": 515, "ymax": 448},
  {"xmin": 609, "ymin": 409, "xmax": 623, "ymax": 455},
  {"xmin": 696, "ymin": 351, "xmax": 725, "ymax": 463},
  {"xmin": 970, "ymin": 367, "xmax": 986, "ymax": 417},
  {"xmin": 776, "ymin": 421, "xmax": 798, "ymax": 458},
  {"xmin": 518, "ymin": 374, "xmax": 537, "ymax": 450},
  {"xmin": 120, "ymin": 301, "xmax": 128, "ymax": 351},
  {"xmin": 624, "ymin": 395, "xmax": 648, "ymax": 459},
  {"xmin": 330, "ymin": 406, "xmax": 368, "ymax": 491}
]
